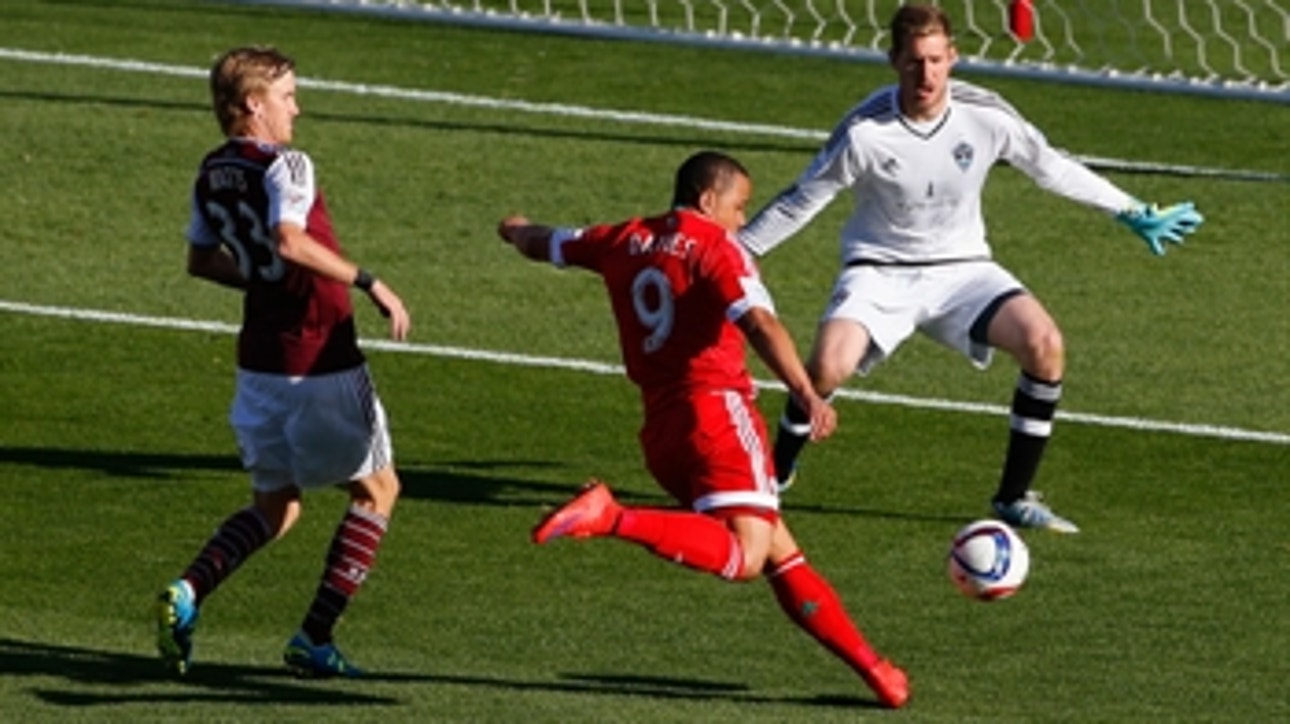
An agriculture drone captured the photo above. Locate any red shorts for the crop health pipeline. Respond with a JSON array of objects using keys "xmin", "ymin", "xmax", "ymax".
[{"xmin": 640, "ymin": 389, "xmax": 779, "ymax": 520}]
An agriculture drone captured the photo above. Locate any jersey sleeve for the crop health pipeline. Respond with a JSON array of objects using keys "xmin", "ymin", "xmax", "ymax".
[
  {"xmin": 185, "ymin": 189, "xmax": 221, "ymax": 248},
  {"xmin": 738, "ymin": 109, "xmax": 865, "ymax": 257},
  {"xmin": 701, "ymin": 237, "xmax": 776, "ymax": 323},
  {"xmin": 556, "ymin": 222, "xmax": 626, "ymax": 272},
  {"xmin": 264, "ymin": 149, "xmax": 317, "ymax": 228},
  {"xmin": 996, "ymin": 105, "xmax": 1136, "ymax": 214},
  {"xmin": 549, "ymin": 226, "xmax": 585, "ymax": 269}
]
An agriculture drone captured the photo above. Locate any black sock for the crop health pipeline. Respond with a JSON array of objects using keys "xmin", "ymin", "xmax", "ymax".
[
  {"xmin": 773, "ymin": 398, "xmax": 813, "ymax": 482},
  {"xmin": 995, "ymin": 373, "xmax": 1061, "ymax": 504}
]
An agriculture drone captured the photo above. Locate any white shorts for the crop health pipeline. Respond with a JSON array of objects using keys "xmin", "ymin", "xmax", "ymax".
[
  {"xmin": 230, "ymin": 365, "xmax": 393, "ymax": 493},
  {"xmin": 822, "ymin": 261, "xmax": 1024, "ymax": 375}
]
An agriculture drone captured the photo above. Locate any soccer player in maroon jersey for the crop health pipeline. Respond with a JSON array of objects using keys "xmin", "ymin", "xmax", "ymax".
[
  {"xmin": 496, "ymin": 151, "xmax": 909, "ymax": 708},
  {"xmin": 155, "ymin": 46, "xmax": 411, "ymax": 678}
]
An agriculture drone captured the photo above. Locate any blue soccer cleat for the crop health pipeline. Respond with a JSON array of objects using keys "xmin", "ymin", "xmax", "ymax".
[
  {"xmin": 156, "ymin": 579, "xmax": 199, "ymax": 675},
  {"xmin": 993, "ymin": 491, "xmax": 1079, "ymax": 534},
  {"xmin": 283, "ymin": 631, "xmax": 364, "ymax": 678}
]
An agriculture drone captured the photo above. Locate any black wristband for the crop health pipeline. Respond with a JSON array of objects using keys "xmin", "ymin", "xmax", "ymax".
[{"xmin": 354, "ymin": 268, "xmax": 375, "ymax": 292}]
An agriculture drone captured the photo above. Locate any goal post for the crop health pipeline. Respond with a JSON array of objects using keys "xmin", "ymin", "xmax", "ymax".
[{"xmin": 225, "ymin": 0, "xmax": 1288, "ymax": 102}]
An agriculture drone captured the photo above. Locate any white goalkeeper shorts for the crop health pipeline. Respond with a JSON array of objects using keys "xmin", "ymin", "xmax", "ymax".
[
  {"xmin": 821, "ymin": 260, "xmax": 1025, "ymax": 375},
  {"xmin": 230, "ymin": 365, "xmax": 393, "ymax": 493}
]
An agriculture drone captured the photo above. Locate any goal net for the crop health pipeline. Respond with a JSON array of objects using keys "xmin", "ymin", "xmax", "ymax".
[{"xmin": 233, "ymin": 0, "xmax": 1287, "ymax": 101}]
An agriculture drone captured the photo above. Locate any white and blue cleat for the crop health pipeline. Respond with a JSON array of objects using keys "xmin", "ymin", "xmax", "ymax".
[{"xmin": 993, "ymin": 491, "xmax": 1079, "ymax": 534}]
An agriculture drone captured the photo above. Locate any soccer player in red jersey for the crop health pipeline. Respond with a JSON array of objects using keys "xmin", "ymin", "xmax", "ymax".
[
  {"xmin": 497, "ymin": 151, "xmax": 909, "ymax": 708},
  {"xmin": 155, "ymin": 46, "xmax": 411, "ymax": 678}
]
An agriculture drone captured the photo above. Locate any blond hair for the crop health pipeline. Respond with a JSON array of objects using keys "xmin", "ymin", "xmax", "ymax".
[
  {"xmin": 209, "ymin": 46, "xmax": 295, "ymax": 136},
  {"xmin": 888, "ymin": 3, "xmax": 955, "ymax": 58}
]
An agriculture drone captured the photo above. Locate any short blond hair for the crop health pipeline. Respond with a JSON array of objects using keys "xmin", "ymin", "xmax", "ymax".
[
  {"xmin": 888, "ymin": 3, "xmax": 955, "ymax": 58},
  {"xmin": 209, "ymin": 46, "xmax": 295, "ymax": 136}
]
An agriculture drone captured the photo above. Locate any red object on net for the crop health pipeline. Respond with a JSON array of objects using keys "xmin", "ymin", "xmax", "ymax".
[{"xmin": 1009, "ymin": 0, "xmax": 1035, "ymax": 42}]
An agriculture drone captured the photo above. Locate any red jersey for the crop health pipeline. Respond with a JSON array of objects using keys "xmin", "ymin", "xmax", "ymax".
[
  {"xmin": 187, "ymin": 139, "xmax": 363, "ymax": 376},
  {"xmin": 557, "ymin": 209, "xmax": 773, "ymax": 410}
]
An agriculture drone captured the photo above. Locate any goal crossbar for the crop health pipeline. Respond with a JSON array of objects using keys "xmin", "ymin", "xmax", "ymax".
[{"xmin": 223, "ymin": 0, "xmax": 1290, "ymax": 103}]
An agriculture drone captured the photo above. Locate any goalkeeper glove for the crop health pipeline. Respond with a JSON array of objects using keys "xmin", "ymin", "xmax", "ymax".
[{"xmin": 1116, "ymin": 201, "xmax": 1204, "ymax": 256}]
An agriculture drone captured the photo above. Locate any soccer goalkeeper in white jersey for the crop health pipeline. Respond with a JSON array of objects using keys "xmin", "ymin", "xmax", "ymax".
[{"xmin": 738, "ymin": 3, "xmax": 1203, "ymax": 533}]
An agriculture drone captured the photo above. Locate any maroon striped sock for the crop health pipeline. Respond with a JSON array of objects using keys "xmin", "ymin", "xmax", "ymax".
[
  {"xmin": 182, "ymin": 507, "xmax": 272, "ymax": 604},
  {"xmin": 301, "ymin": 505, "xmax": 389, "ymax": 645}
]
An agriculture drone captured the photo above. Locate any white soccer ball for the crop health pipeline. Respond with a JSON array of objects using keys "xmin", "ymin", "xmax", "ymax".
[{"xmin": 947, "ymin": 519, "xmax": 1030, "ymax": 600}]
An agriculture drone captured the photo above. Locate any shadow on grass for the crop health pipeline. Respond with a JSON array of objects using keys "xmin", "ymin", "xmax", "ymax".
[
  {"xmin": 0, "ymin": 445, "xmax": 963, "ymax": 523},
  {"xmin": 0, "ymin": 445, "xmax": 641, "ymax": 506},
  {"xmin": 553, "ymin": 673, "xmax": 880, "ymax": 709},
  {"xmin": 1, "ymin": 638, "xmax": 882, "ymax": 710},
  {"xmin": 0, "ymin": 447, "xmax": 243, "ymax": 480},
  {"xmin": 0, "ymin": 637, "xmax": 397, "ymax": 707}
]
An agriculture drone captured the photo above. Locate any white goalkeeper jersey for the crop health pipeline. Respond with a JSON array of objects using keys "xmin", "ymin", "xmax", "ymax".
[{"xmin": 739, "ymin": 80, "xmax": 1137, "ymax": 264}]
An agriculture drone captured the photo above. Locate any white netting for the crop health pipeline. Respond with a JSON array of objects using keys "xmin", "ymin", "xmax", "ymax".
[{"xmin": 231, "ymin": 0, "xmax": 1289, "ymax": 100}]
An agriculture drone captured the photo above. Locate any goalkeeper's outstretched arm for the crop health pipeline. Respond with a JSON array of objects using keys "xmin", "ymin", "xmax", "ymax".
[
  {"xmin": 1007, "ymin": 132, "xmax": 1204, "ymax": 256},
  {"xmin": 738, "ymin": 165, "xmax": 848, "ymax": 257}
]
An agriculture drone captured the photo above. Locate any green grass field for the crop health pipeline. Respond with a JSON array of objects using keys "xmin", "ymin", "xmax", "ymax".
[{"xmin": 1, "ymin": 1, "xmax": 1287, "ymax": 721}]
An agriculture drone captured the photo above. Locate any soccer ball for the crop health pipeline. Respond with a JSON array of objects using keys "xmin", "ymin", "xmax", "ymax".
[{"xmin": 947, "ymin": 519, "xmax": 1030, "ymax": 600}]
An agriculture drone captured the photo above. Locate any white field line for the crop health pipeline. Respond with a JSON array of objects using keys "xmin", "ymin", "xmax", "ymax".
[
  {"xmin": 3, "ymin": 299, "xmax": 1287, "ymax": 446},
  {"xmin": 2, "ymin": 49, "xmax": 1284, "ymax": 445},
  {"xmin": 1, "ymin": 47, "xmax": 1285, "ymax": 182}
]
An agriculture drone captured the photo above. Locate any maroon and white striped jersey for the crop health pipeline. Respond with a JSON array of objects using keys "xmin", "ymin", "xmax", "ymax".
[{"xmin": 187, "ymin": 139, "xmax": 363, "ymax": 376}]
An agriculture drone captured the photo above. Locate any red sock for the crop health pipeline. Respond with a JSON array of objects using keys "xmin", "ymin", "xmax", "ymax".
[
  {"xmin": 301, "ymin": 504, "xmax": 389, "ymax": 645},
  {"xmin": 614, "ymin": 508, "xmax": 744, "ymax": 579},
  {"xmin": 768, "ymin": 552, "xmax": 881, "ymax": 673}
]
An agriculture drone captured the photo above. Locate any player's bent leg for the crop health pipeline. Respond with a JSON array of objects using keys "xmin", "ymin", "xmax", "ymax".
[
  {"xmin": 285, "ymin": 469, "xmax": 398, "ymax": 675},
  {"xmin": 772, "ymin": 400, "xmax": 812, "ymax": 493},
  {"xmin": 156, "ymin": 501, "xmax": 280, "ymax": 675},
  {"xmin": 987, "ymin": 294, "xmax": 1064, "ymax": 382},
  {"xmin": 810, "ymin": 319, "xmax": 873, "ymax": 393},
  {"xmin": 252, "ymin": 487, "xmax": 303, "ymax": 540},
  {"xmin": 764, "ymin": 525, "xmax": 909, "ymax": 709},
  {"xmin": 985, "ymin": 296, "xmax": 1077, "ymax": 532},
  {"xmin": 349, "ymin": 465, "xmax": 400, "ymax": 519},
  {"xmin": 774, "ymin": 320, "xmax": 870, "ymax": 491},
  {"xmin": 724, "ymin": 511, "xmax": 776, "ymax": 579},
  {"xmin": 535, "ymin": 481, "xmax": 750, "ymax": 580},
  {"xmin": 611, "ymin": 504, "xmax": 747, "ymax": 580}
]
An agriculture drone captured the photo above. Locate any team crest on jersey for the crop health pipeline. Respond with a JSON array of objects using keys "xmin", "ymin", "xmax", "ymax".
[{"xmin": 952, "ymin": 142, "xmax": 974, "ymax": 171}]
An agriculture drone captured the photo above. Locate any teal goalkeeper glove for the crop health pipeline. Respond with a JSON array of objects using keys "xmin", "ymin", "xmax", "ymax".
[{"xmin": 1116, "ymin": 202, "xmax": 1204, "ymax": 256}]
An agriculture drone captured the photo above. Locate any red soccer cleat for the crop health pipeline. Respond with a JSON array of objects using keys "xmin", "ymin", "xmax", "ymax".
[
  {"xmin": 532, "ymin": 481, "xmax": 622, "ymax": 544},
  {"xmin": 863, "ymin": 658, "xmax": 910, "ymax": 709}
]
